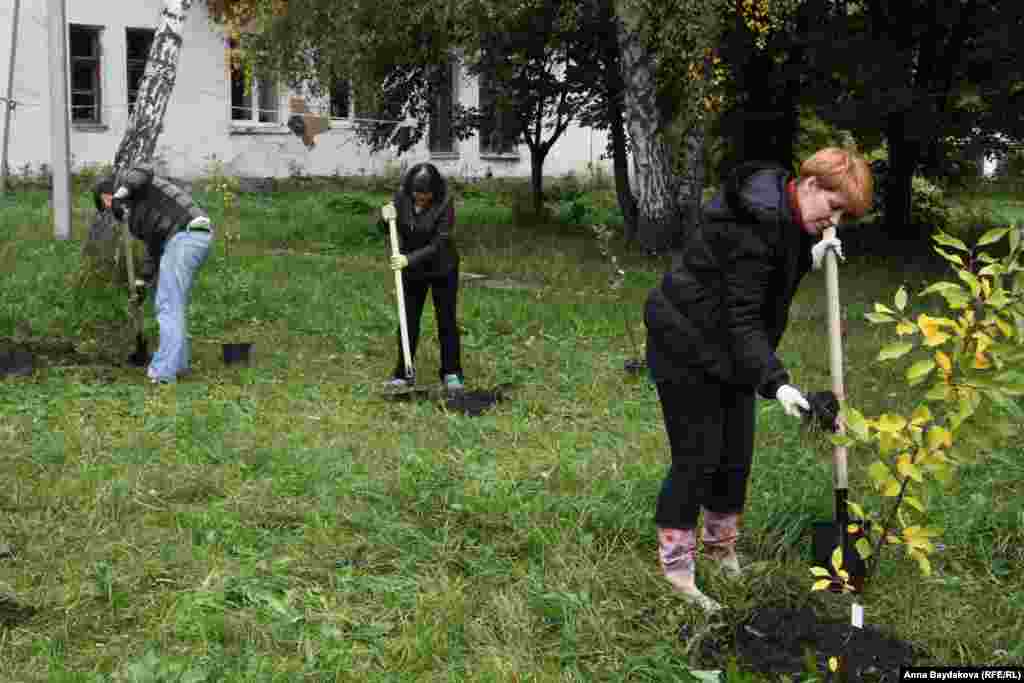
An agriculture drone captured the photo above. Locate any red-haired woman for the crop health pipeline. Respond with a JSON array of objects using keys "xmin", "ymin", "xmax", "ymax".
[{"xmin": 644, "ymin": 148, "xmax": 874, "ymax": 611}]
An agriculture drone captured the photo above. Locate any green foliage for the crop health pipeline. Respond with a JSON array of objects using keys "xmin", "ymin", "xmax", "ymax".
[
  {"xmin": 812, "ymin": 223, "xmax": 1024, "ymax": 593},
  {"xmin": 202, "ymin": 156, "xmax": 241, "ymax": 260}
]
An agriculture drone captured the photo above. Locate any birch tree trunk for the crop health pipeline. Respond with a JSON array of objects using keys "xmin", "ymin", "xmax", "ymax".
[
  {"xmin": 83, "ymin": 0, "xmax": 192, "ymax": 278},
  {"xmin": 613, "ymin": 0, "xmax": 683, "ymax": 253}
]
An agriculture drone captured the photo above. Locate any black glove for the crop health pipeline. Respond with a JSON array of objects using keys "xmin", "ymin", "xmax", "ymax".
[
  {"xmin": 111, "ymin": 197, "xmax": 128, "ymax": 222},
  {"xmin": 799, "ymin": 390, "xmax": 840, "ymax": 433}
]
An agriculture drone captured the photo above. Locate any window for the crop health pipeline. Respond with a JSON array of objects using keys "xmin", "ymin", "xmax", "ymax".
[
  {"xmin": 228, "ymin": 39, "xmax": 279, "ymax": 123},
  {"xmin": 330, "ymin": 80, "xmax": 350, "ymax": 119},
  {"xmin": 69, "ymin": 25, "xmax": 102, "ymax": 123},
  {"xmin": 126, "ymin": 28, "xmax": 155, "ymax": 115},
  {"xmin": 429, "ymin": 59, "xmax": 455, "ymax": 154},
  {"xmin": 478, "ymin": 72, "xmax": 517, "ymax": 155}
]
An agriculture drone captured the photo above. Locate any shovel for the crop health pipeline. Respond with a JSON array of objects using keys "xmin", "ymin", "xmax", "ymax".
[
  {"xmin": 381, "ymin": 202, "xmax": 429, "ymax": 398},
  {"xmin": 123, "ymin": 224, "xmax": 150, "ymax": 367},
  {"xmin": 810, "ymin": 226, "xmax": 868, "ymax": 591}
]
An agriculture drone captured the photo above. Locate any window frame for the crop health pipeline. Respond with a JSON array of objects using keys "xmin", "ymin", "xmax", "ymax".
[
  {"xmin": 329, "ymin": 79, "xmax": 351, "ymax": 120},
  {"xmin": 69, "ymin": 23, "xmax": 104, "ymax": 125},
  {"xmin": 478, "ymin": 71, "xmax": 519, "ymax": 158},
  {"xmin": 227, "ymin": 38, "xmax": 281, "ymax": 126},
  {"xmin": 429, "ymin": 58, "xmax": 456, "ymax": 156}
]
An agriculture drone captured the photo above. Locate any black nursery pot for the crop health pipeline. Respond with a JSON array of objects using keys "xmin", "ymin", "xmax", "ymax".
[{"xmin": 222, "ymin": 342, "xmax": 253, "ymax": 365}]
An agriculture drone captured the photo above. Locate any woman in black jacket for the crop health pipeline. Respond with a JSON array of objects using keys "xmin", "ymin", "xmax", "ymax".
[
  {"xmin": 381, "ymin": 163, "xmax": 464, "ymax": 392},
  {"xmin": 644, "ymin": 147, "xmax": 873, "ymax": 611}
]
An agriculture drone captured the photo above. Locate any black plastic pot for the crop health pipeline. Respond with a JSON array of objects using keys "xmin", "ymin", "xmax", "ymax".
[{"xmin": 222, "ymin": 342, "xmax": 253, "ymax": 365}]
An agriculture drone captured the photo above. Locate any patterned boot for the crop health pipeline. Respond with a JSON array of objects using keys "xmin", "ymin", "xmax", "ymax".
[
  {"xmin": 701, "ymin": 510, "xmax": 742, "ymax": 578},
  {"xmin": 657, "ymin": 527, "xmax": 722, "ymax": 613}
]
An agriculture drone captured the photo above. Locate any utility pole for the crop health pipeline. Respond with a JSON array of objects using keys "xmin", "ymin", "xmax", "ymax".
[
  {"xmin": 1, "ymin": 0, "xmax": 22, "ymax": 194},
  {"xmin": 47, "ymin": 0, "xmax": 71, "ymax": 239}
]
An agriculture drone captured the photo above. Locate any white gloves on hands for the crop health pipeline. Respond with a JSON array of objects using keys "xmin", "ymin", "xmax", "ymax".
[
  {"xmin": 775, "ymin": 384, "xmax": 810, "ymax": 419},
  {"xmin": 390, "ymin": 254, "xmax": 409, "ymax": 271},
  {"xmin": 811, "ymin": 236, "xmax": 844, "ymax": 271}
]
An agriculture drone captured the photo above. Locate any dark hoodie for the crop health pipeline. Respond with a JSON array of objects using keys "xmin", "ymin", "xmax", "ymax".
[
  {"xmin": 382, "ymin": 164, "xmax": 459, "ymax": 280},
  {"xmin": 644, "ymin": 162, "xmax": 814, "ymax": 399}
]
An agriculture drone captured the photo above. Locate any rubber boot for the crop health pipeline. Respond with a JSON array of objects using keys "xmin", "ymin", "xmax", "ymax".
[
  {"xmin": 657, "ymin": 527, "xmax": 722, "ymax": 613},
  {"xmin": 702, "ymin": 509, "xmax": 742, "ymax": 578}
]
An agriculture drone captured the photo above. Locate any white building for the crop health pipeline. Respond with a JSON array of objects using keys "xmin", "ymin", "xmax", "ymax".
[{"xmin": 0, "ymin": 0, "xmax": 617, "ymax": 182}]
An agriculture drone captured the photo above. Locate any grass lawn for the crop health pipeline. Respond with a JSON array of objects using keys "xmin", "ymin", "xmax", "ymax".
[{"xmin": 0, "ymin": 183, "xmax": 1021, "ymax": 681}]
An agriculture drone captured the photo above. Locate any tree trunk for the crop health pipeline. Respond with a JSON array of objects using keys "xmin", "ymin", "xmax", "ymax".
[
  {"xmin": 113, "ymin": 0, "xmax": 193, "ymax": 179},
  {"xmin": 675, "ymin": 123, "xmax": 704, "ymax": 238},
  {"xmin": 884, "ymin": 110, "xmax": 919, "ymax": 240},
  {"xmin": 529, "ymin": 145, "xmax": 547, "ymax": 217},
  {"xmin": 83, "ymin": 0, "xmax": 191, "ymax": 267},
  {"xmin": 609, "ymin": 108, "xmax": 637, "ymax": 241},
  {"xmin": 613, "ymin": 0, "xmax": 683, "ymax": 253},
  {"xmin": 601, "ymin": 8, "xmax": 637, "ymax": 241}
]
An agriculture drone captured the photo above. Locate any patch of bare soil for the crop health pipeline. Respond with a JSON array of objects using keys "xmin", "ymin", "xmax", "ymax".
[{"xmin": 693, "ymin": 604, "xmax": 920, "ymax": 683}]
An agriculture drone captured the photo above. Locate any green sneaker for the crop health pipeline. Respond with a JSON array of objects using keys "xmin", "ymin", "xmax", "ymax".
[{"xmin": 443, "ymin": 374, "xmax": 464, "ymax": 393}]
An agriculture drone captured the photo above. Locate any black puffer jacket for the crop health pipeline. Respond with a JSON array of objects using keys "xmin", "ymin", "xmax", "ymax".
[
  {"xmin": 644, "ymin": 162, "xmax": 814, "ymax": 399},
  {"xmin": 382, "ymin": 166, "xmax": 458, "ymax": 280}
]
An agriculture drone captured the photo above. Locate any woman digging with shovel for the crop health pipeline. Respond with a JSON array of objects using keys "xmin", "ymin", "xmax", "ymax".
[
  {"xmin": 643, "ymin": 147, "xmax": 873, "ymax": 612},
  {"xmin": 379, "ymin": 163, "xmax": 465, "ymax": 395}
]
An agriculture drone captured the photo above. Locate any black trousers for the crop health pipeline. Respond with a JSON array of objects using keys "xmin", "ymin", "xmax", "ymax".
[
  {"xmin": 654, "ymin": 370, "xmax": 756, "ymax": 529},
  {"xmin": 393, "ymin": 267, "xmax": 462, "ymax": 383}
]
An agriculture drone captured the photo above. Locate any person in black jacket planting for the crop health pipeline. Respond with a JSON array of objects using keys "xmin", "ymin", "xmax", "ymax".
[
  {"xmin": 380, "ymin": 163, "xmax": 464, "ymax": 393},
  {"xmin": 644, "ymin": 147, "xmax": 873, "ymax": 612},
  {"xmin": 95, "ymin": 166, "xmax": 213, "ymax": 384}
]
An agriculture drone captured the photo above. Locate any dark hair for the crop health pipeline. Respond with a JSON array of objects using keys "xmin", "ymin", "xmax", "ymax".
[
  {"xmin": 93, "ymin": 176, "xmax": 116, "ymax": 212},
  {"xmin": 402, "ymin": 163, "xmax": 444, "ymax": 198}
]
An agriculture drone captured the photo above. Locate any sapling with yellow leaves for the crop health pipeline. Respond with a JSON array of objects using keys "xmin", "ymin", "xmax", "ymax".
[{"xmin": 810, "ymin": 224, "xmax": 1024, "ymax": 594}]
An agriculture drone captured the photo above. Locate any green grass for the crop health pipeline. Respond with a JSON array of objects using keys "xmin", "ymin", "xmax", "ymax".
[{"xmin": 0, "ymin": 185, "xmax": 1022, "ymax": 681}]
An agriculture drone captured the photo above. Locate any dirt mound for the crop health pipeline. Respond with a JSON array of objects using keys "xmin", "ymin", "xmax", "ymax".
[{"xmin": 694, "ymin": 605, "xmax": 920, "ymax": 683}]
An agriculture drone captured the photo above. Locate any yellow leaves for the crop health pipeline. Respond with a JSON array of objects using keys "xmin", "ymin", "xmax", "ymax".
[
  {"xmin": 917, "ymin": 314, "xmax": 953, "ymax": 346},
  {"xmin": 903, "ymin": 526, "xmax": 943, "ymax": 556},
  {"xmin": 875, "ymin": 414, "xmax": 906, "ymax": 433},
  {"xmin": 926, "ymin": 425, "xmax": 952, "ymax": 449},
  {"xmin": 811, "ymin": 578, "xmax": 832, "ymax": 591},
  {"xmin": 908, "ymin": 549, "xmax": 932, "ymax": 576},
  {"xmin": 973, "ymin": 351, "xmax": 992, "ymax": 369},
  {"xmin": 896, "ymin": 453, "xmax": 923, "ymax": 482},
  {"xmin": 993, "ymin": 315, "xmax": 1015, "ymax": 339},
  {"xmin": 895, "ymin": 320, "xmax": 917, "ymax": 336},
  {"xmin": 909, "ymin": 405, "xmax": 932, "ymax": 427},
  {"xmin": 934, "ymin": 350, "xmax": 952, "ymax": 374},
  {"xmin": 829, "ymin": 657, "xmax": 840, "ymax": 673}
]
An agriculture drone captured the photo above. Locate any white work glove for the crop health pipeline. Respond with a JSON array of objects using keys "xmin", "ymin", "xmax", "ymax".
[
  {"xmin": 811, "ymin": 236, "xmax": 844, "ymax": 271},
  {"xmin": 775, "ymin": 384, "xmax": 810, "ymax": 419},
  {"xmin": 390, "ymin": 254, "xmax": 409, "ymax": 271}
]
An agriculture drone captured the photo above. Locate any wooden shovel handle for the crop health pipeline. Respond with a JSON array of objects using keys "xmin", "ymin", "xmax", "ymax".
[
  {"xmin": 822, "ymin": 226, "xmax": 847, "ymax": 490},
  {"xmin": 384, "ymin": 203, "xmax": 414, "ymax": 379}
]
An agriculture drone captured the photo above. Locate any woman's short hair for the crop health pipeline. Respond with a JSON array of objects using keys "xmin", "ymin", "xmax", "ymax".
[{"xmin": 799, "ymin": 148, "xmax": 874, "ymax": 218}]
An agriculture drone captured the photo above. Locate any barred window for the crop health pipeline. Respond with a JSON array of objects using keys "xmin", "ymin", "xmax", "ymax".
[{"xmin": 69, "ymin": 25, "xmax": 102, "ymax": 123}]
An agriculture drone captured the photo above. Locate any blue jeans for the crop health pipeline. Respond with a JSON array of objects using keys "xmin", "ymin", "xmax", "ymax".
[{"xmin": 148, "ymin": 229, "xmax": 213, "ymax": 381}]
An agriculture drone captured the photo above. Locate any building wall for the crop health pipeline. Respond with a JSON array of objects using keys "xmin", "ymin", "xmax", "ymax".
[{"xmin": 0, "ymin": 0, "xmax": 618, "ymax": 182}]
